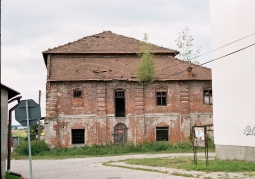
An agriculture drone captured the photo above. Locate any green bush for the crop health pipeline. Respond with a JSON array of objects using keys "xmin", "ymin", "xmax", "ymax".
[{"xmin": 14, "ymin": 140, "xmax": 49, "ymax": 156}]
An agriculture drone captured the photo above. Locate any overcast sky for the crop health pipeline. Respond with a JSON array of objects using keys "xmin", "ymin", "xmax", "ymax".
[{"xmin": 1, "ymin": 0, "xmax": 211, "ymax": 125}]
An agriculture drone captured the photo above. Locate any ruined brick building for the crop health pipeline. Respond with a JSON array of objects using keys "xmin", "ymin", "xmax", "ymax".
[{"xmin": 42, "ymin": 31, "xmax": 212, "ymax": 147}]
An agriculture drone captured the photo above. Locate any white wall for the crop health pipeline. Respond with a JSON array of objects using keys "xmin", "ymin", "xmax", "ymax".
[
  {"xmin": 1, "ymin": 89, "xmax": 8, "ymax": 179},
  {"xmin": 211, "ymin": 0, "xmax": 255, "ymax": 147}
]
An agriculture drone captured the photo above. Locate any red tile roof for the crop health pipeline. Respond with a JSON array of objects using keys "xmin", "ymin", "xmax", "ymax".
[
  {"xmin": 43, "ymin": 31, "xmax": 178, "ymax": 54},
  {"xmin": 43, "ymin": 31, "xmax": 211, "ymax": 81},
  {"xmin": 48, "ymin": 56, "xmax": 211, "ymax": 81}
]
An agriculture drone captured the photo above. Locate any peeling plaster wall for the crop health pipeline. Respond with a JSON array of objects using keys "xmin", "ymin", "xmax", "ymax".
[{"xmin": 45, "ymin": 80, "xmax": 212, "ymax": 147}]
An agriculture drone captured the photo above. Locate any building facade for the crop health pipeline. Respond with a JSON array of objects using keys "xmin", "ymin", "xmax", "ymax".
[
  {"xmin": 43, "ymin": 31, "xmax": 212, "ymax": 147},
  {"xmin": 211, "ymin": 1, "xmax": 255, "ymax": 162}
]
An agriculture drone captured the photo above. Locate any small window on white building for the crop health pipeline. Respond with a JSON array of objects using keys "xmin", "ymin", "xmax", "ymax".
[
  {"xmin": 204, "ymin": 89, "xmax": 213, "ymax": 105},
  {"xmin": 72, "ymin": 129, "xmax": 85, "ymax": 144}
]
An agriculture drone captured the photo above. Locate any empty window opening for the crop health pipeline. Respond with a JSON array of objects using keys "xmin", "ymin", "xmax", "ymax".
[
  {"xmin": 156, "ymin": 127, "xmax": 169, "ymax": 141},
  {"xmin": 72, "ymin": 129, "xmax": 85, "ymax": 144},
  {"xmin": 115, "ymin": 91, "xmax": 125, "ymax": 117},
  {"xmin": 156, "ymin": 92, "xmax": 167, "ymax": 106},
  {"xmin": 73, "ymin": 90, "xmax": 82, "ymax": 98},
  {"xmin": 204, "ymin": 89, "xmax": 212, "ymax": 105}
]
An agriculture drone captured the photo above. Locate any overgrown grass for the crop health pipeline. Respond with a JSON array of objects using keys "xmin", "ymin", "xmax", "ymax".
[
  {"xmin": 14, "ymin": 140, "xmax": 49, "ymax": 156},
  {"xmin": 124, "ymin": 157, "xmax": 255, "ymax": 172},
  {"xmin": 13, "ymin": 141, "xmax": 214, "ymax": 159}
]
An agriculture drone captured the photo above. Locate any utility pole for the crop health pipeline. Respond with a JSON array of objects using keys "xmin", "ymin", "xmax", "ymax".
[{"xmin": 38, "ymin": 90, "xmax": 41, "ymax": 142}]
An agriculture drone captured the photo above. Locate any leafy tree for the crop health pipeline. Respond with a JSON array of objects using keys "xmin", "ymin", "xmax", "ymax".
[
  {"xmin": 25, "ymin": 124, "xmax": 44, "ymax": 141},
  {"xmin": 136, "ymin": 33, "xmax": 155, "ymax": 83},
  {"xmin": 175, "ymin": 27, "xmax": 201, "ymax": 64}
]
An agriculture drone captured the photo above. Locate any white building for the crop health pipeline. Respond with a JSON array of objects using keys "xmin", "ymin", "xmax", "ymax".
[
  {"xmin": 1, "ymin": 84, "xmax": 20, "ymax": 178},
  {"xmin": 210, "ymin": 1, "xmax": 255, "ymax": 162}
]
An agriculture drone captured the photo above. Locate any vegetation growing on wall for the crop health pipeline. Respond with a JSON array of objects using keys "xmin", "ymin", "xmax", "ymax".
[
  {"xmin": 175, "ymin": 26, "xmax": 201, "ymax": 64},
  {"xmin": 136, "ymin": 33, "xmax": 155, "ymax": 83}
]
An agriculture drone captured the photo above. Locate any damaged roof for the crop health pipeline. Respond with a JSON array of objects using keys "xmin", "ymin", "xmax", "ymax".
[
  {"xmin": 43, "ymin": 31, "xmax": 211, "ymax": 81},
  {"xmin": 48, "ymin": 56, "xmax": 211, "ymax": 81},
  {"xmin": 43, "ymin": 31, "xmax": 178, "ymax": 54}
]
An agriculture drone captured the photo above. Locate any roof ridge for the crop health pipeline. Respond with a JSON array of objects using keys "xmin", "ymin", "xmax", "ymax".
[
  {"xmin": 46, "ymin": 31, "xmax": 113, "ymax": 52},
  {"xmin": 43, "ymin": 31, "xmax": 178, "ymax": 54}
]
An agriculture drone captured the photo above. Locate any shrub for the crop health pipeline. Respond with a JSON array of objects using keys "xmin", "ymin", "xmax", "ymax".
[{"xmin": 14, "ymin": 140, "xmax": 49, "ymax": 156}]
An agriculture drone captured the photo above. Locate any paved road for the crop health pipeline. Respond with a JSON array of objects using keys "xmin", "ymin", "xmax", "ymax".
[{"xmin": 11, "ymin": 153, "xmax": 215, "ymax": 179}]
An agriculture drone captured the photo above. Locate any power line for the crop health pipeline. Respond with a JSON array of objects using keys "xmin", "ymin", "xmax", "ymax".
[
  {"xmin": 157, "ymin": 32, "xmax": 255, "ymax": 72},
  {"xmin": 190, "ymin": 32, "xmax": 255, "ymax": 61},
  {"xmin": 168, "ymin": 43, "xmax": 255, "ymax": 77}
]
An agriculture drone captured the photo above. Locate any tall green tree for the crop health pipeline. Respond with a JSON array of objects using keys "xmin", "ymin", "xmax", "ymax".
[
  {"xmin": 175, "ymin": 27, "xmax": 201, "ymax": 64},
  {"xmin": 136, "ymin": 33, "xmax": 155, "ymax": 83}
]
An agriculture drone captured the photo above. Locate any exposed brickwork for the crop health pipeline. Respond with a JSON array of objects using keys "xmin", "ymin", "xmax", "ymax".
[
  {"xmin": 43, "ymin": 31, "xmax": 212, "ymax": 147},
  {"xmin": 44, "ymin": 80, "xmax": 212, "ymax": 147}
]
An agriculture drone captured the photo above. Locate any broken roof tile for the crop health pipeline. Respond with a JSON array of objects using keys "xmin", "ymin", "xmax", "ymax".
[{"xmin": 42, "ymin": 31, "xmax": 178, "ymax": 54}]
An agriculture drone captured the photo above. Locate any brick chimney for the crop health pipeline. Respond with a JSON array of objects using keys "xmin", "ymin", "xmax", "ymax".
[{"xmin": 187, "ymin": 61, "xmax": 193, "ymax": 77}]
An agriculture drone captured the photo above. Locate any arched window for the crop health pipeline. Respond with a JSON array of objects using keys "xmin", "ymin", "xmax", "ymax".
[{"xmin": 114, "ymin": 123, "xmax": 128, "ymax": 144}]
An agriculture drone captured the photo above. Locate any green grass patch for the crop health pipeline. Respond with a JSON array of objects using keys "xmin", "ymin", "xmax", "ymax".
[
  {"xmin": 12, "ymin": 141, "xmax": 215, "ymax": 159},
  {"xmin": 12, "ymin": 130, "xmax": 27, "ymax": 137},
  {"xmin": 124, "ymin": 157, "xmax": 255, "ymax": 172},
  {"xmin": 6, "ymin": 172, "xmax": 24, "ymax": 179},
  {"xmin": 13, "ymin": 140, "xmax": 49, "ymax": 156}
]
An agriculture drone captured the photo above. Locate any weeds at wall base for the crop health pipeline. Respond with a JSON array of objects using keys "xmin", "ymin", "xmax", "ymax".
[{"xmin": 12, "ymin": 140, "xmax": 215, "ymax": 159}]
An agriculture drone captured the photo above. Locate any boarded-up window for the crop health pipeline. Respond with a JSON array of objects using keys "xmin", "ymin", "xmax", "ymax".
[
  {"xmin": 156, "ymin": 127, "xmax": 169, "ymax": 141},
  {"xmin": 114, "ymin": 123, "xmax": 128, "ymax": 144},
  {"xmin": 72, "ymin": 129, "xmax": 85, "ymax": 144},
  {"xmin": 204, "ymin": 89, "xmax": 212, "ymax": 105}
]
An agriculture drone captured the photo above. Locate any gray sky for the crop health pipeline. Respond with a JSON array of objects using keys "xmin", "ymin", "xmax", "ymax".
[{"xmin": 1, "ymin": 0, "xmax": 211, "ymax": 125}]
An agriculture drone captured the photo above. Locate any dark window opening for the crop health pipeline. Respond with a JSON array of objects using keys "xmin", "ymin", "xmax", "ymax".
[
  {"xmin": 72, "ymin": 129, "xmax": 85, "ymax": 144},
  {"xmin": 115, "ymin": 91, "xmax": 125, "ymax": 117},
  {"xmin": 204, "ymin": 89, "xmax": 212, "ymax": 105},
  {"xmin": 156, "ymin": 92, "xmax": 167, "ymax": 106},
  {"xmin": 73, "ymin": 90, "xmax": 82, "ymax": 98},
  {"xmin": 156, "ymin": 127, "xmax": 169, "ymax": 141}
]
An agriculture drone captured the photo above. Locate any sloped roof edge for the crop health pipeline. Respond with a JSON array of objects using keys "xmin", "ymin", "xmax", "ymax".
[{"xmin": 1, "ymin": 84, "xmax": 20, "ymax": 100}]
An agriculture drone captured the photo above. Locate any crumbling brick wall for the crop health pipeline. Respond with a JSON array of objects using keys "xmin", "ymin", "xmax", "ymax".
[{"xmin": 45, "ymin": 80, "xmax": 212, "ymax": 147}]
